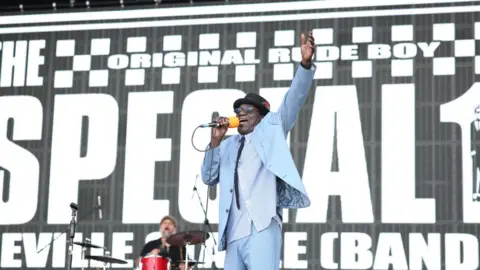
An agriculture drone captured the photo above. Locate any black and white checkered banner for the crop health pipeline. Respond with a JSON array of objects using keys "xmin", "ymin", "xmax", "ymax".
[{"xmin": 50, "ymin": 22, "xmax": 480, "ymax": 89}]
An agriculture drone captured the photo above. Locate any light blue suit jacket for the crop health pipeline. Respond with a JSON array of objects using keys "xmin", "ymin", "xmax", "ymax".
[{"xmin": 201, "ymin": 64, "xmax": 316, "ymax": 251}]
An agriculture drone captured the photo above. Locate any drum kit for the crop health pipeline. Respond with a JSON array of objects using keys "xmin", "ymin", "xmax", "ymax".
[
  {"xmin": 75, "ymin": 230, "xmax": 210, "ymax": 270},
  {"xmin": 54, "ymin": 175, "xmax": 216, "ymax": 270}
]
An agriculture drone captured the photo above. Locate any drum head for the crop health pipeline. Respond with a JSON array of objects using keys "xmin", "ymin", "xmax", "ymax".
[
  {"xmin": 143, "ymin": 254, "xmax": 159, "ymax": 258},
  {"xmin": 142, "ymin": 255, "xmax": 171, "ymax": 261}
]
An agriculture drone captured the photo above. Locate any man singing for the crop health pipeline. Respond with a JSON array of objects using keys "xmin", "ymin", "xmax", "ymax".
[
  {"xmin": 201, "ymin": 31, "xmax": 316, "ymax": 270},
  {"xmin": 135, "ymin": 215, "xmax": 190, "ymax": 270}
]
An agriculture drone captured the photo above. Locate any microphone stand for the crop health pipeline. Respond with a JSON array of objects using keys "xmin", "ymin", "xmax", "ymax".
[
  {"xmin": 66, "ymin": 203, "xmax": 78, "ymax": 270},
  {"xmin": 36, "ymin": 201, "xmax": 102, "ymax": 255},
  {"xmin": 193, "ymin": 184, "xmax": 217, "ymax": 270},
  {"xmin": 192, "ymin": 111, "xmax": 218, "ymax": 270}
]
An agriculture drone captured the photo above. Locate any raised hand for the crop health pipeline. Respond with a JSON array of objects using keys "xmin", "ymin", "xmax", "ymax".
[{"xmin": 300, "ymin": 31, "xmax": 315, "ymax": 67}]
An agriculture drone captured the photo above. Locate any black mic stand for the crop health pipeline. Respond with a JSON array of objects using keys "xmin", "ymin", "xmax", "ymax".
[
  {"xmin": 36, "ymin": 200, "xmax": 103, "ymax": 270},
  {"xmin": 37, "ymin": 203, "xmax": 101, "ymax": 255},
  {"xmin": 66, "ymin": 203, "xmax": 78, "ymax": 270},
  {"xmin": 193, "ymin": 184, "xmax": 218, "ymax": 270}
]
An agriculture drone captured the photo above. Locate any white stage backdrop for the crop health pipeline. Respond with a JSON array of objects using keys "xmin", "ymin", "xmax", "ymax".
[{"xmin": 0, "ymin": 0, "xmax": 480, "ymax": 269}]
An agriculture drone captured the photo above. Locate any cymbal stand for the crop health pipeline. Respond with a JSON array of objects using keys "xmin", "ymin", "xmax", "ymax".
[
  {"xmin": 103, "ymin": 250, "xmax": 110, "ymax": 270},
  {"xmin": 183, "ymin": 239, "xmax": 191, "ymax": 270},
  {"xmin": 80, "ymin": 238, "xmax": 90, "ymax": 270}
]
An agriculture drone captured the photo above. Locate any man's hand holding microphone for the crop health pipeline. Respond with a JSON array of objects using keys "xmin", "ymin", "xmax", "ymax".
[{"xmin": 210, "ymin": 116, "xmax": 239, "ymax": 148}]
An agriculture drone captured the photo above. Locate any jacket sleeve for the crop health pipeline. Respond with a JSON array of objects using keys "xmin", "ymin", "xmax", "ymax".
[
  {"xmin": 276, "ymin": 63, "xmax": 316, "ymax": 135},
  {"xmin": 139, "ymin": 241, "xmax": 151, "ymax": 257},
  {"xmin": 201, "ymin": 143, "xmax": 220, "ymax": 186}
]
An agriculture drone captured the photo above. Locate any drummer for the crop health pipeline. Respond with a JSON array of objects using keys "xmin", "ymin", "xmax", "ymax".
[{"xmin": 136, "ymin": 215, "xmax": 191, "ymax": 270}]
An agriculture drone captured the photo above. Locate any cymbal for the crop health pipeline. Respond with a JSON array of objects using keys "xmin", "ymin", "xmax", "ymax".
[
  {"xmin": 73, "ymin": 241, "xmax": 103, "ymax": 249},
  {"xmin": 85, "ymin": 255, "xmax": 128, "ymax": 264},
  {"xmin": 166, "ymin": 230, "xmax": 210, "ymax": 246},
  {"xmin": 175, "ymin": 260, "xmax": 204, "ymax": 266}
]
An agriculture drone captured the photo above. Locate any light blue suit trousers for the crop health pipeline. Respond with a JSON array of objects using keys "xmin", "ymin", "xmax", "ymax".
[{"xmin": 225, "ymin": 220, "xmax": 281, "ymax": 270}]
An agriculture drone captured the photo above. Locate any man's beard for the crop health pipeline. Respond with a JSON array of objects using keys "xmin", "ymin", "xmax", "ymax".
[{"xmin": 161, "ymin": 231, "xmax": 171, "ymax": 238}]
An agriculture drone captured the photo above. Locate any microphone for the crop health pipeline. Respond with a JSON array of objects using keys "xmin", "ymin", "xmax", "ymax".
[
  {"xmin": 70, "ymin": 203, "xmax": 78, "ymax": 211},
  {"xmin": 97, "ymin": 195, "xmax": 103, "ymax": 220},
  {"xmin": 198, "ymin": 116, "xmax": 239, "ymax": 128}
]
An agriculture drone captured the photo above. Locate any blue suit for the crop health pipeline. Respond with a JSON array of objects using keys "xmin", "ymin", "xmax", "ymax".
[{"xmin": 201, "ymin": 64, "xmax": 316, "ymax": 269}]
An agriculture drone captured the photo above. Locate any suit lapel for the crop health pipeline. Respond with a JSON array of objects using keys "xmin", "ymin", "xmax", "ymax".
[
  {"xmin": 252, "ymin": 126, "xmax": 266, "ymax": 165},
  {"xmin": 228, "ymin": 136, "xmax": 238, "ymax": 170}
]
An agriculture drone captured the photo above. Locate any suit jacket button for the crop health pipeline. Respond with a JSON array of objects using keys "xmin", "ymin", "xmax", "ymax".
[
  {"xmin": 230, "ymin": 189, "xmax": 233, "ymax": 193},
  {"xmin": 226, "ymin": 209, "xmax": 229, "ymax": 213}
]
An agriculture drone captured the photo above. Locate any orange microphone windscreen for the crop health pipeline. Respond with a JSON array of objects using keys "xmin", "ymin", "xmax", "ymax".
[{"xmin": 228, "ymin": 116, "xmax": 240, "ymax": 128}]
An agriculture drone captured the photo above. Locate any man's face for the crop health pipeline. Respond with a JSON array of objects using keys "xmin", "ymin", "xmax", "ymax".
[
  {"xmin": 476, "ymin": 109, "xmax": 480, "ymax": 120},
  {"xmin": 235, "ymin": 104, "xmax": 261, "ymax": 135},
  {"xmin": 159, "ymin": 219, "xmax": 176, "ymax": 237}
]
